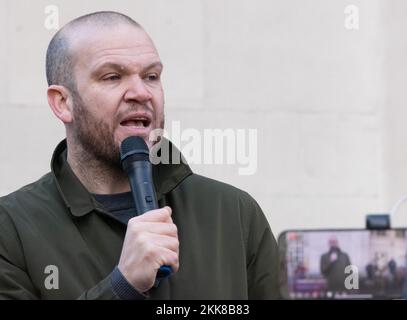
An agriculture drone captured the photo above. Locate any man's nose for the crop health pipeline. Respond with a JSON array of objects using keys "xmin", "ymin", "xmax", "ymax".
[{"xmin": 123, "ymin": 76, "xmax": 153, "ymax": 103}]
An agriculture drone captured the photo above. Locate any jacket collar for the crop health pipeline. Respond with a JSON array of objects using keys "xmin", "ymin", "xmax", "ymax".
[{"xmin": 51, "ymin": 139, "xmax": 193, "ymax": 217}]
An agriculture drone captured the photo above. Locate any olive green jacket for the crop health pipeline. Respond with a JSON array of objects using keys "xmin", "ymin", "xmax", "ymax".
[{"xmin": 0, "ymin": 140, "xmax": 279, "ymax": 299}]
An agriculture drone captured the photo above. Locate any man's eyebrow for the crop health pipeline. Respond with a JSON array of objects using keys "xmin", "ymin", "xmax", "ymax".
[
  {"xmin": 92, "ymin": 61, "xmax": 163, "ymax": 73},
  {"xmin": 143, "ymin": 61, "xmax": 164, "ymax": 71}
]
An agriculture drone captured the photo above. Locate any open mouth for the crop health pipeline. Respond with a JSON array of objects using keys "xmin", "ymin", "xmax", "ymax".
[{"xmin": 120, "ymin": 117, "xmax": 152, "ymax": 128}]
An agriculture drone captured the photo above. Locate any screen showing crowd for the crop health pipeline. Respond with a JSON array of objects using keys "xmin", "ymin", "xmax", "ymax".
[{"xmin": 279, "ymin": 230, "xmax": 407, "ymax": 299}]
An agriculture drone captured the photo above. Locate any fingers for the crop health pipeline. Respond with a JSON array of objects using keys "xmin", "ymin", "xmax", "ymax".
[
  {"xmin": 149, "ymin": 234, "xmax": 180, "ymax": 254},
  {"xmin": 131, "ymin": 206, "xmax": 172, "ymax": 223},
  {"xmin": 118, "ymin": 205, "xmax": 179, "ymax": 291},
  {"xmin": 158, "ymin": 247, "xmax": 180, "ymax": 273},
  {"xmin": 130, "ymin": 222, "xmax": 178, "ymax": 237}
]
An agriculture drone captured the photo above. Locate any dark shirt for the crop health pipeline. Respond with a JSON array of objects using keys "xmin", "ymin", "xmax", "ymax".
[{"xmin": 93, "ymin": 192, "xmax": 135, "ymax": 225}]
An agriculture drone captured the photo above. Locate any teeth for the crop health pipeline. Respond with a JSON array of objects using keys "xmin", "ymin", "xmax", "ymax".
[
  {"xmin": 121, "ymin": 116, "xmax": 150, "ymax": 128},
  {"xmin": 122, "ymin": 120, "xmax": 145, "ymax": 127}
]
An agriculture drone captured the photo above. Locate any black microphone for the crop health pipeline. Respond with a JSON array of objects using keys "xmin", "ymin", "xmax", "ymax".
[{"xmin": 120, "ymin": 136, "xmax": 172, "ymax": 279}]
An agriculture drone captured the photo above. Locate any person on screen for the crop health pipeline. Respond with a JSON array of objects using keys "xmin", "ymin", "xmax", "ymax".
[
  {"xmin": 320, "ymin": 236, "xmax": 351, "ymax": 294},
  {"xmin": 388, "ymin": 258, "xmax": 397, "ymax": 280},
  {"xmin": 0, "ymin": 11, "xmax": 280, "ymax": 300},
  {"xmin": 366, "ymin": 261, "xmax": 378, "ymax": 281}
]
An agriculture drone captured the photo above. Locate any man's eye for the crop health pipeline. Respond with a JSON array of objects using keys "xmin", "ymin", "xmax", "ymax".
[
  {"xmin": 103, "ymin": 74, "xmax": 121, "ymax": 81},
  {"xmin": 146, "ymin": 73, "xmax": 159, "ymax": 81}
]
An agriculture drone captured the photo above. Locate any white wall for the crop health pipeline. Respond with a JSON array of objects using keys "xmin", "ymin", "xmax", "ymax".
[{"xmin": 1, "ymin": 0, "xmax": 406, "ymax": 236}]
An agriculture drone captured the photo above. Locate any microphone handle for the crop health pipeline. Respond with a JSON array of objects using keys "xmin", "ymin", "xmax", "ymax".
[{"xmin": 126, "ymin": 160, "xmax": 172, "ymax": 279}]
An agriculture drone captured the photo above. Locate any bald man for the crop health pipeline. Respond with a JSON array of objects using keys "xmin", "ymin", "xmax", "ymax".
[
  {"xmin": 0, "ymin": 11, "xmax": 279, "ymax": 300},
  {"xmin": 320, "ymin": 236, "xmax": 351, "ymax": 294}
]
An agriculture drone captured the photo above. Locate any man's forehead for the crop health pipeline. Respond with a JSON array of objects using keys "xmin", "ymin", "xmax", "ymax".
[{"xmin": 69, "ymin": 24, "xmax": 159, "ymax": 65}]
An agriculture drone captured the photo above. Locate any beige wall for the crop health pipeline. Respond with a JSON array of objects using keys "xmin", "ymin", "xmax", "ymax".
[{"xmin": 1, "ymin": 0, "xmax": 406, "ymax": 236}]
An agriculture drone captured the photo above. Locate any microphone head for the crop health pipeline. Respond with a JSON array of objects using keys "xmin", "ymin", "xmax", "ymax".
[{"xmin": 120, "ymin": 136, "xmax": 150, "ymax": 163}]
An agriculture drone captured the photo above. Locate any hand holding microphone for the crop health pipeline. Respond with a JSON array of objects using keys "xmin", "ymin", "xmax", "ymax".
[
  {"xmin": 330, "ymin": 252, "xmax": 338, "ymax": 262},
  {"xmin": 117, "ymin": 136, "xmax": 178, "ymax": 293},
  {"xmin": 117, "ymin": 206, "xmax": 179, "ymax": 293}
]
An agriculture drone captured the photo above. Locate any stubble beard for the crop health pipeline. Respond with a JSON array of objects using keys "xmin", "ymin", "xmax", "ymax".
[
  {"xmin": 70, "ymin": 90, "xmax": 165, "ymax": 173},
  {"xmin": 71, "ymin": 91, "xmax": 122, "ymax": 172}
]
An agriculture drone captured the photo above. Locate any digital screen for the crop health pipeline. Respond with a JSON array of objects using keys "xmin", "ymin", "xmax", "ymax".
[{"xmin": 279, "ymin": 229, "xmax": 407, "ymax": 299}]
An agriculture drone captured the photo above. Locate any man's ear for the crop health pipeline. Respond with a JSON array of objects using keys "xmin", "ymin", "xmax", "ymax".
[{"xmin": 47, "ymin": 85, "xmax": 74, "ymax": 123}]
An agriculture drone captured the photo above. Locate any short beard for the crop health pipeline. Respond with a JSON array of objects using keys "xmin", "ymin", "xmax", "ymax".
[{"xmin": 70, "ymin": 90, "xmax": 122, "ymax": 172}]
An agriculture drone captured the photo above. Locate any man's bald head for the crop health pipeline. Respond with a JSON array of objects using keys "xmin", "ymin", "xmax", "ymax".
[
  {"xmin": 46, "ymin": 11, "xmax": 142, "ymax": 91},
  {"xmin": 328, "ymin": 236, "xmax": 339, "ymax": 248}
]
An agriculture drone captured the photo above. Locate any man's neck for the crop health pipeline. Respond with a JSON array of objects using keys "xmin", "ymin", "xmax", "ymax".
[{"xmin": 66, "ymin": 141, "xmax": 130, "ymax": 195}]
